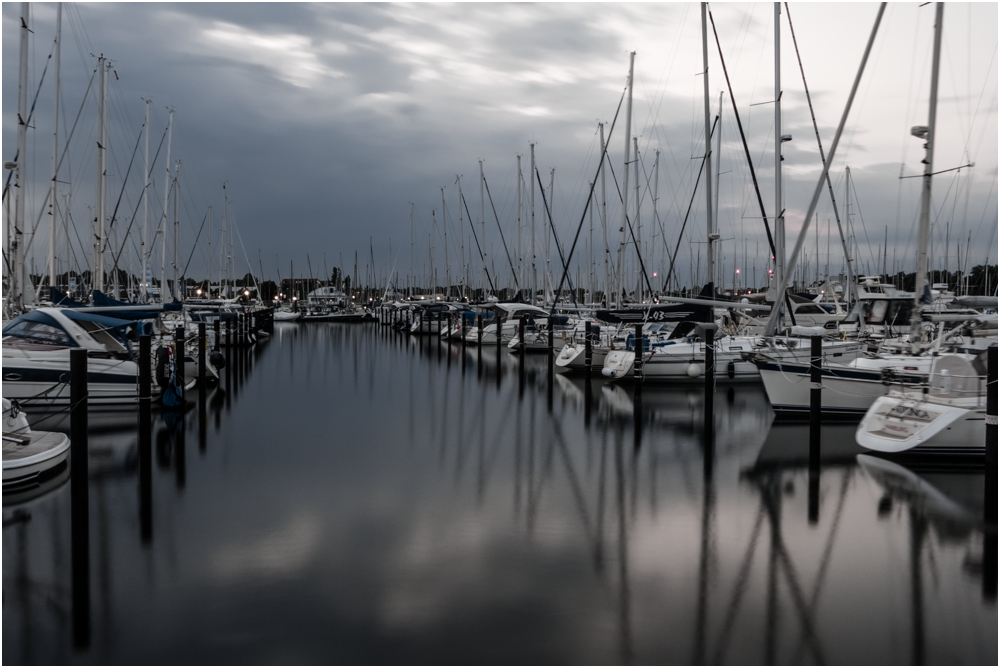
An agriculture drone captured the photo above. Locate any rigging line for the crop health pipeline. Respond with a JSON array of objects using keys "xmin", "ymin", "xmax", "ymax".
[
  {"xmin": 602, "ymin": 152, "xmax": 656, "ymax": 300},
  {"xmin": 785, "ymin": 3, "xmax": 851, "ymax": 286},
  {"xmin": 227, "ymin": 204, "xmax": 261, "ymax": 295},
  {"xmin": 708, "ymin": 6, "xmax": 776, "ymax": 260},
  {"xmin": 550, "ymin": 85, "xmax": 627, "ymax": 312},
  {"xmin": 2, "ymin": 39, "xmax": 57, "ymax": 201},
  {"xmin": 180, "ymin": 210, "xmax": 210, "ymax": 277},
  {"xmin": 535, "ymin": 167, "xmax": 577, "ymax": 308},
  {"xmin": 460, "ymin": 192, "xmax": 497, "ymax": 295},
  {"xmin": 102, "ymin": 118, "xmax": 144, "ymax": 249},
  {"xmin": 19, "ymin": 64, "xmax": 103, "ymax": 258},
  {"xmin": 482, "ymin": 174, "xmax": 520, "ymax": 291},
  {"xmin": 664, "ymin": 116, "xmax": 717, "ymax": 293}
]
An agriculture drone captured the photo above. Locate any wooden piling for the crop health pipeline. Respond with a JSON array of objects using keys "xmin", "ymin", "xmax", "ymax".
[
  {"xmin": 70, "ymin": 348, "xmax": 91, "ymax": 648},
  {"xmin": 809, "ymin": 335, "xmax": 822, "ymax": 524}
]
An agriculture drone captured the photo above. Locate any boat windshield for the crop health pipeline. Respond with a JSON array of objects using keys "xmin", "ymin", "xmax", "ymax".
[{"xmin": 2, "ymin": 319, "xmax": 76, "ymax": 348}]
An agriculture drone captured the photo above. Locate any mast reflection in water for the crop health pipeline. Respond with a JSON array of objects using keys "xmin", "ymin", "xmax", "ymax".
[{"xmin": 3, "ymin": 323, "xmax": 996, "ymax": 664}]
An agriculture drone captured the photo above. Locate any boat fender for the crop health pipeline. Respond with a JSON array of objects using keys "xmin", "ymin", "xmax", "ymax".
[
  {"xmin": 210, "ymin": 351, "xmax": 227, "ymax": 370},
  {"xmin": 155, "ymin": 346, "xmax": 172, "ymax": 388},
  {"xmin": 687, "ymin": 363, "xmax": 702, "ymax": 378},
  {"xmin": 728, "ymin": 360, "xmax": 736, "ymax": 379}
]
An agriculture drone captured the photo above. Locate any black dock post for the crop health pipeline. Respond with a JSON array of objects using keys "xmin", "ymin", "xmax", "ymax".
[
  {"xmin": 547, "ymin": 320, "xmax": 554, "ymax": 410},
  {"xmin": 175, "ymin": 326, "xmax": 186, "ymax": 404},
  {"xmin": 138, "ymin": 335, "xmax": 153, "ymax": 544},
  {"xmin": 225, "ymin": 318, "xmax": 232, "ymax": 389},
  {"xmin": 809, "ymin": 335, "xmax": 822, "ymax": 524},
  {"xmin": 70, "ymin": 348, "xmax": 91, "ymax": 648},
  {"xmin": 633, "ymin": 323, "xmax": 644, "ymax": 383},
  {"xmin": 497, "ymin": 312, "xmax": 503, "ymax": 358},
  {"xmin": 198, "ymin": 322, "xmax": 207, "ymax": 393},
  {"xmin": 213, "ymin": 319, "xmax": 221, "ymax": 352},
  {"xmin": 462, "ymin": 310, "xmax": 468, "ymax": 352},
  {"xmin": 699, "ymin": 323, "xmax": 717, "ymax": 442},
  {"xmin": 984, "ymin": 344, "xmax": 997, "ymax": 602},
  {"xmin": 585, "ymin": 322, "xmax": 593, "ymax": 379}
]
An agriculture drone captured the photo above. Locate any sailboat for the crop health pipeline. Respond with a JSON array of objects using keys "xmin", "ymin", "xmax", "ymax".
[{"xmin": 856, "ymin": 4, "xmax": 994, "ymax": 454}]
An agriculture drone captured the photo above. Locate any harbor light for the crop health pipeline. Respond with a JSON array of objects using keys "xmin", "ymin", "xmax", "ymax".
[
  {"xmin": 196, "ymin": 288, "xmax": 202, "ymax": 296},
  {"xmin": 244, "ymin": 290, "xmax": 250, "ymax": 296}
]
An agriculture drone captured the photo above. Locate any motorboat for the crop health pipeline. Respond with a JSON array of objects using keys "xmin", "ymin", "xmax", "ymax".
[
  {"xmin": 2, "ymin": 308, "xmax": 149, "ymax": 407},
  {"xmin": 856, "ymin": 354, "xmax": 989, "ymax": 454},
  {"xmin": 3, "ymin": 398, "xmax": 71, "ymax": 488}
]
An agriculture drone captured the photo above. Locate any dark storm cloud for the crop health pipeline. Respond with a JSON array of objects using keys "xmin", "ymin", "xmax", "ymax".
[{"xmin": 4, "ymin": 3, "xmax": 996, "ymax": 287}]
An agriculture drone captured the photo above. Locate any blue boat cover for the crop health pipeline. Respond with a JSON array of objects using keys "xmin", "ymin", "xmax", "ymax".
[{"xmin": 50, "ymin": 287, "xmax": 87, "ymax": 307}]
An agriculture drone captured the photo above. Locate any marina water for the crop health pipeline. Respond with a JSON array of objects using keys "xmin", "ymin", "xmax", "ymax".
[{"xmin": 3, "ymin": 322, "xmax": 995, "ymax": 664}]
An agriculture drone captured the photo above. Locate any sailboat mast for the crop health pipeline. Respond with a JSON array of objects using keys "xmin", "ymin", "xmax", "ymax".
[
  {"xmin": 409, "ymin": 202, "xmax": 414, "ymax": 297},
  {"xmin": 516, "ymin": 154, "xmax": 523, "ymax": 297},
  {"xmin": 49, "ymin": 3, "xmax": 61, "ymax": 291},
  {"xmin": 94, "ymin": 56, "xmax": 108, "ymax": 294},
  {"xmin": 441, "ymin": 187, "xmax": 449, "ymax": 299},
  {"xmin": 530, "ymin": 143, "xmax": 536, "ymax": 303},
  {"xmin": 910, "ymin": 3, "xmax": 944, "ymax": 353},
  {"xmin": 773, "ymin": 2, "xmax": 785, "ymax": 310},
  {"xmin": 633, "ymin": 136, "xmax": 641, "ymax": 302},
  {"xmin": 479, "ymin": 160, "xmax": 486, "ymax": 295},
  {"xmin": 160, "ymin": 109, "xmax": 173, "ymax": 303},
  {"xmin": 702, "ymin": 4, "xmax": 715, "ymax": 296},
  {"xmin": 599, "ymin": 122, "xmax": 609, "ymax": 303},
  {"xmin": 173, "ymin": 162, "xmax": 182, "ymax": 301},
  {"xmin": 653, "ymin": 148, "xmax": 660, "ymax": 293},
  {"xmin": 619, "ymin": 52, "xmax": 635, "ymax": 307},
  {"xmin": 547, "ymin": 167, "xmax": 554, "ymax": 303},
  {"xmin": 141, "ymin": 99, "xmax": 150, "ymax": 300}
]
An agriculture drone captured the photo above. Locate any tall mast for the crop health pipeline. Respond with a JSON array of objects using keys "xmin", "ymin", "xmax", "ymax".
[
  {"xmin": 160, "ymin": 109, "xmax": 173, "ymax": 303},
  {"xmin": 653, "ymin": 148, "xmax": 660, "ymax": 292},
  {"xmin": 547, "ymin": 167, "xmax": 554, "ymax": 303},
  {"xmin": 516, "ymin": 154, "xmax": 523, "ymax": 297},
  {"xmin": 173, "ymin": 161, "xmax": 182, "ymax": 301},
  {"xmin": 619, "ymin": 52, "xmax": 635, "ymax": 307},
  {"xmin": 530, "ymin": 143, "xmax": 536, "ymax": 303},
  {"xmin": 588, "ymin": 180, "xmax": 594, "ymax": 302},
  {"xmin": 409, "ymin": 202, "xmax": 414, "ymax": 297},
  {"xmin": 141, "ymin": 98, "xmax": 150, "ymax": 300},
  {"xmin": 702, "ymin": 4, "xmax": 715, "ymax": 296},
  {"xmin": 94, "ymin": 56, "xmax": 108, "ymax": 294},
  {"xmin": 479, "ymin": 160, "xmax": 486, "ymax": 295},
  {"xmin": 772, "ymin": 2, "xmax": 783, "ymax": 307},
  {"xmin": 633, "ymin": 136, "xmax": 641, "ymax": 302},
  {"xmin": 12, "ymin": 3, "xmax": 29, "ymax": 311},
  {"xmin": 910, "ymin": 3, "xmax": 944, "ymax": 353},
  {"xmin": 599, "ymin": 122, "xmax": 609, "ymax": 303},
  {"xmin": 714, "ymin": 91, "xmax": 723, "ymax": 245},
  {"xmin": 441, "ymin": 186, "xmax": 449, "ymax": 299},
  {"xmin": 457, "ymin": 176, "xmax": 465, "ymax": 299},
  {"xmin": 49, "ymin": 3, "xmax": 62, "ymax": 291}
]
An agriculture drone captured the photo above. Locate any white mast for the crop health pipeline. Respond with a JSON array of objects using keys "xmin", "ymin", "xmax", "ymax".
[
  {"xmin": 633, "ymin": 136, "xmax": 641, "ymax": 302},
  {"xmin": 409, "ymin": 202, "xmax": 414, "ymax": 297},
  {"xmin": 599, "ymin": 122, "xmax": 609, "ymax": 304},
  {"xmin": 441, "ymin": 186, "xmax": 449, "ymax": 299},
  {"xmin": 653, "ymin": 148, "xmax": 659, "ymax": 293},
  {"xmin": 516, "ymin": 154, "xmax": 523, "ymax": 297},
  {"xmin": 173, "ymin": 161, "xmax": 182, "ymax": 301},
  {"xmin": 530, "ymin": 142, "xmax": 536, "ymax": 303},
  {"xmin": 701, "ymin": 4, "xmax": 715, "ymax": 296},
  {"xmin": 715, "ymin": 91, "xmax": 723, "ymax": 244},
  {"xmin": 48, "ymin": 3, "xmax": 62, "ymax": 292},
  {"xmin": 12, "ymin": 2, "xmax": 29, "ymax": 311},
  {"xmin": 619, "ymin": 52, "xmax": 635, "ymax": 307},
  {"xmin": 456, "ymin": 176, "xmax": 465, "ymax": 299},
  {"xmin": 773, "ymin": 2, "xmax": 784, "ymax": 308},
  {"xmin": 547, "ymin": 167, "xmax": 554, "ymax": 303},
  {"xmin": 479, "ymin": 160, "xmax": 486, "ymax": 295},
  {"xmin": 93, "ymin": 56, "xmax": 108, "ymax": 294},
  {"xmin": 159, "ymin": 109, "xmax": 173, "ymax": 303},
  {"xmin": 141, "ymin": 98, "xmax": 150, "ymax": 300},
  {"xmin": 588, "ymin": 180, "xmax": 594, "ymax": 302},
  {"xmin": 910, "ymin": 3, "xmax": 944, "ymax": 353}
]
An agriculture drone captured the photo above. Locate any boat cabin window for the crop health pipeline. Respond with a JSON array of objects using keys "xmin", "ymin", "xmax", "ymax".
[
  {"xmin": 2, "ymin": 320, "xmax": 75, "ymax": 347},
  {"xmin": 794, "ymin": 304, "xmax": 825, "ymax": 315}
]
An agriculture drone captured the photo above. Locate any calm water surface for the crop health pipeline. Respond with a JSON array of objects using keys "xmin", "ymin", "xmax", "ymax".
[{"xmin": 3, "ymin": 323, "xmax": 996, "ymax": 664}]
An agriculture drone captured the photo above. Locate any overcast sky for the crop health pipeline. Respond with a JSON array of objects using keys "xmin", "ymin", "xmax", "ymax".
[{"xmin": 4, "ymin": 2, "xmax": 997, "ymax": 291}]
